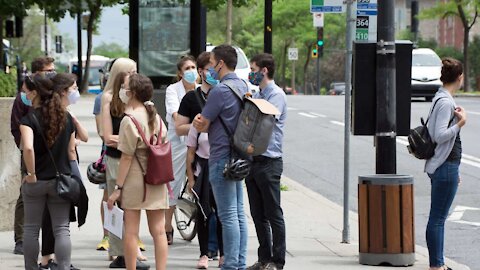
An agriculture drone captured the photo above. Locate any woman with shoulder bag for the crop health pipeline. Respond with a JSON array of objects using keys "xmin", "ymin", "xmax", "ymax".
[
  {"xmin": 108, "ymin": 73, "xmax": 169, "ymax": 270},
  {"xmin": 19, "ymin": 73, "xmax": 76, "ymax": 270},
  {"xmin": 425, "ymin": 58, "xmax": 467, "ymax": 270}
]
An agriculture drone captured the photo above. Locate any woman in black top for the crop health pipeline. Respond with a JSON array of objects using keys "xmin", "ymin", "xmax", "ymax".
[{"xmin": 20, "ymin": 73, "xmax": 76, "ymax": 270}]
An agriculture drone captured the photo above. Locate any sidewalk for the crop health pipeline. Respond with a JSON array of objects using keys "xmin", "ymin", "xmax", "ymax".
[{"xmin": 0, "ymin": 97, "xmax": 471, "ymax": 269}]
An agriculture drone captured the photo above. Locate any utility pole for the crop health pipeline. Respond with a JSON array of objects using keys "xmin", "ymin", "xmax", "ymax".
[
  {"xmin": 342, "ymin": 0, "xmax": 356, "ymax": 244},
  {"xmin": 264, "ymin": 0, "xmax": 272, "ymax": 53},
  {"xmin": 314, "ymin": 27, "xmax": 322, "ymax": 95},
  {"xmin": 44, "ymin": 4, "xmax": 48, "ymax": 56},
  {"xmin": 376, "ymin": 0, "xmax": 396, "ymax": 174},
  {"xmin": 77, "ymin": 11, "xmax": 82, "ymax": 87}
]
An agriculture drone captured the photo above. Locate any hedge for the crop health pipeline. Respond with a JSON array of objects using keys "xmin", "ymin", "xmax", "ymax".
[{"xmin": 0, "ymin": 68, "xmax": 17, "ymax": 97}]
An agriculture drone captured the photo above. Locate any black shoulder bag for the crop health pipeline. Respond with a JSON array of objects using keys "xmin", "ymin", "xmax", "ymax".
[{"xmin": 30, "ymin": 113, "xmax": 80, "ymax": 204}]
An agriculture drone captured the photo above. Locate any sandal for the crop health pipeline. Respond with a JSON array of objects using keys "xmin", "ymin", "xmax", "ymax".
[{"xmin": 166, "ymin": 229, "xmax": 174, "ymax": 245}]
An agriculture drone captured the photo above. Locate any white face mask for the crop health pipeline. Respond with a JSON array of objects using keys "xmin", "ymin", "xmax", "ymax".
[
  {"xmin": 67, "ymin": 89, "xmax": 80, "ymax": 105},
  {"xmin": 119, "ymin": 88, "xmax": 130, "ymax": 104}
]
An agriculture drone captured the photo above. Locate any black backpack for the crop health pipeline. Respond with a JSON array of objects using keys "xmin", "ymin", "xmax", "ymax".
[{"xmin": 407, "ymin": 97, "xmax": 453, "ymax": 159}]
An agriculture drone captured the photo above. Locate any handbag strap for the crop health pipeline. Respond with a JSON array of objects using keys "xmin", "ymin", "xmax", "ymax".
[{"xmin": 30, "ymin": 113, "xmax": 60, "ymax": 176}]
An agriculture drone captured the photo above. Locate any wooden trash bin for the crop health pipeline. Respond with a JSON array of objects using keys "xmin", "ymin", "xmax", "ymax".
[{"xmin": 358, "ymin": 175, "xmax": 415, "ymax": 266}]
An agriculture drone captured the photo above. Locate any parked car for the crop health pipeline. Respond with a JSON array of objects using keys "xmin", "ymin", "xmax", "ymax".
[
  {"xmin": 411, "ymin": 48, "xmax": 442, "ymax": 101},
  {"xmin": 328, "ymin": 82, "xmax": 346, "ymax": 95},
  {"xmin": 206, "ymin": 44, "xmax": 258, "ymax": 92},
  {"xmin": 99, "ymin": 58, "xmax": 117, "ymax": 91}
]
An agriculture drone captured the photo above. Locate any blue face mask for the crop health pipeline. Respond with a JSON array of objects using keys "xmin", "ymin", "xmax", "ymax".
[
  {"xmin": 208, "ymin": 63, "xmax": 222, "ymax": 80},
  {"xmin": 21, "ymin": 92, "xmax": 32, "ymax": 106},
  {"xmin": 205, "ymin": 70, "xmax": 219, "ymax": 86},
  {"xmin": 248, "ymin": 71, "xmax": 264, "ymax": 86},
  {"xmin": 183, "ymin": 70, "xmax": 198, "ymax": 84}
]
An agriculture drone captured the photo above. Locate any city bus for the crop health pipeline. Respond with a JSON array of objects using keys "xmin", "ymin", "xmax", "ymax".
[{"xmin": 69, "ymin": 55, "xmax": 110, "ymax": 94}]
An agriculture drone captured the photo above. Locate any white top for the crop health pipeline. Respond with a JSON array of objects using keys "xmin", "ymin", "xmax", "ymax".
[{"xmin": 165, "ymin": 80, "xmax": 187, "ymax": 130}]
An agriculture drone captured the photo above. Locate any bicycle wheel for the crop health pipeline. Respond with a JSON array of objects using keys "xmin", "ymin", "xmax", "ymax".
[{"xmin": 174, "ymin": 206, "xmax": 197, "ymax": 241}]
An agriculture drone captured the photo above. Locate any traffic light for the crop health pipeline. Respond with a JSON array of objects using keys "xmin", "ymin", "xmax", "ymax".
[
  {"xmin": 317, "ymin": 27, "xmax": 324, "ymax": 57},
  {"xmin": 55, "ymin": 35, "xmax": 62, "ymax": 54},
  {"xmin": 312, "ymin": 45, "xmax": 318, "ymax": 59},
  {"xmin": 5, "ymin": 20, "xmax": 14, "ymax": 38}
]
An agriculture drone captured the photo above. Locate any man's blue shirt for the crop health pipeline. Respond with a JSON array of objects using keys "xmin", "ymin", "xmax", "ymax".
[
  {"xmin": 201, "ymin": 73, "xmax": 249, "ymax": 163},
  {"xmin": 254, "ymin": 81, "xmax": 287, "ymax": 158}
]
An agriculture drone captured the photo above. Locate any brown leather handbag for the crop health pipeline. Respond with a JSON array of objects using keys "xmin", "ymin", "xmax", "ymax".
[{"xmin": 126, "ymin": 115, "xmax": 174, "ymax": 201}]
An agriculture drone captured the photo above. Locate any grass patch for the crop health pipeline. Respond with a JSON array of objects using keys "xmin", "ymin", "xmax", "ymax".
[{"xmin": 280, "ymin": 183, "xmax": 289, "ymax": 191}]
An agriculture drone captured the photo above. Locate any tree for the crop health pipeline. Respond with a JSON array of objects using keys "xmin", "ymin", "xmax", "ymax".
[
  {"xmin": 420, "ymin": 0, "xmax": 480, "ymax": 92},
  {"xmin": 202, "ymin": 0, "xmax": 255, "ymax": 44},
  {"xmin": 93, "ymin": 41, "xmax": 128, "ymax": 58},
  {"xmin": 44, "ymin": 0, "xmax": 124, "ymax": 92},
  {"xmin": 0, "ymin": 0, "xmax": 37, "ymax": 69}
]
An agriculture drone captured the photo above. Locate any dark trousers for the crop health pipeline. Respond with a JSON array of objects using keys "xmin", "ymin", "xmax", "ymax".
[
  {"xmin": 245, "ymin": 156, "xmax": 286, "ymax": 268},
  {"xmin": 14, "ymin": 152, "xmax": 56, "ymax": 256},
  {"xmin": 14, "ymin": 191, "xmax": 24, "ymax": 243},
  {"xmin": 14, "ymin": 154, "xmax": 25, "ymax": 243},
  {"xmin": 197, "ymin": 189, "xmax": 223, "ymax": 257}
]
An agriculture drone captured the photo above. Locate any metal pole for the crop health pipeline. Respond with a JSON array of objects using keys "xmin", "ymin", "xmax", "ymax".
[
  {"xmin": 44, "ymin": 4, "xmax": 48, "ymax": 56},
  {"xmin": 76, "ymin": 12, "xmax": 82, "ymax": 86},
  {"xmin": 316, "ymin": 42, "xmax": 320, "ymax": 94},
  {"xmin": 264, "ymin": 0, "xmax": 272, "ymax": 53},
  {"xmin": 375, "ymin": 0, "xmax": 396, "ymax": 174},
  {"xmin": 291, "ymin": 60, "xmax": 295, "ymax": 92},
  {"xmin": 342, "ymin": 0, "xmax": 356, "ymax": 244}
]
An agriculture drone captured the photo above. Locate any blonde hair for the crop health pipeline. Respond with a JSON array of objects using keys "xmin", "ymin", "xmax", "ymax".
[{"xmin": 104, "ymin": 58, "xmax": 136, "ymax": 93}]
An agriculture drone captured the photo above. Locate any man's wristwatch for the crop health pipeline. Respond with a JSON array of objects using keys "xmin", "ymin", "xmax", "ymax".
[
  {"xmin": 114, "ymin": 184, "xmax": 123, "ymax": 191},
  {"xmin": 26, "ymin": 171, "xmax": 35, "ymax": 177}
]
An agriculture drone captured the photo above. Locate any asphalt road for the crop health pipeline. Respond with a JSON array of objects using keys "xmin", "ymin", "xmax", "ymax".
[{"xmin": 283, "ymin": 95, "xmax": 480, "ymax": 269}]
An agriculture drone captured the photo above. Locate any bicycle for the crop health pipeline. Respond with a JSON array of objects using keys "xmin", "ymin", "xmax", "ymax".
[{"xmin": 174, "ymin": 181, "xmax": 197, "ymax": 241}]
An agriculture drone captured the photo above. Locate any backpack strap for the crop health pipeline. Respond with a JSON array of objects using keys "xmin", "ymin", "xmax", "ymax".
[
  {"xmin": 216, "ymin": 79, "xmax": 249, "ymax": 138},
  {"xmin": 424, "ymin": 97, "xmax": 456, "ymax": 127},
  {"xmin": 126, "ymin": 114, "xmax": 169, "ymax": 202}
]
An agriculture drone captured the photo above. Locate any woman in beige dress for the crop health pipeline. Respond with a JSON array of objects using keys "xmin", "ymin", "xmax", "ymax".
[{"xmin": 108, "ymin": 73, "xmax": 168, "ymax": 270}]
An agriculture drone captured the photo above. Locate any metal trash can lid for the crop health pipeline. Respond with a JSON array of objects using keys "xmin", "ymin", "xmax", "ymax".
[{"xmin": 359, "ymin": 174, "xmax": 414, "ymax": 185}]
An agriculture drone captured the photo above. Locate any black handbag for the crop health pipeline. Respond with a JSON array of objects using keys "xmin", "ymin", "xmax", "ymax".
[{"xmin": 31, "ymin": 113, "xmax": 80, "ymax": 204}]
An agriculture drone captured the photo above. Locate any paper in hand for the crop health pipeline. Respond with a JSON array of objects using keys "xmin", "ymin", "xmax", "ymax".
[{"xmin": 103, "ymin": 201, "xmax": 124, "ymax": 239}]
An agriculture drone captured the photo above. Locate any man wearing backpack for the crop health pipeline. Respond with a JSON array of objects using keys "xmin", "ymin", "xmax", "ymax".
[
  {"xmin": 245, "ymin": 54, "xmax": 287, "ymax": 270},
  {"xmin": 193, "ymin": 44, "xmax": 249, "ymax": 270}
]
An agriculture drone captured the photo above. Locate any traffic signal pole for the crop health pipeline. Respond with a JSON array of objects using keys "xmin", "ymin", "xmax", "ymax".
[
  {"xmin": 376, "ymin": 0, "xmax": 396, "ymax": 174},
  {"xmin": 264, "ymin": 0, "xmax": 272, "ymax": 53},
  {"xmin": 342, "ymin": 0, "xmax": 356, "ymax": 244}
]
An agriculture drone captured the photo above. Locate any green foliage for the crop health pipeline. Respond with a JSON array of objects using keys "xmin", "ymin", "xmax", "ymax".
[
  {"xmin": 202, "ymin": 0, "xmax": 256, "ymax": 11},
  {"xmin": 93, "ymin": 42, "xmax": 128, "ymax": 58},
  {"xmin": 435, "ymin": 46, "xmax": 463, "ymax": 62},
  {"xmin": 469, "ymin": 36, "xmax": 480, "ymax": 90},
  {"xmin": 207, "ymin": 0, "xmax": 347, "ymax": 93},
  {"xmin": 0, "ymin": 68, "xmax": 18, "ymax": 97},
  {"xmin": 9, "ymin": 8, "xmax": 68, "ymax": 65}
]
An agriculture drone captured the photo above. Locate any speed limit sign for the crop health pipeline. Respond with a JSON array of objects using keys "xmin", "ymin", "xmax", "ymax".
[{"xmin": 288, "ymin": 48, "xmax": 298, "ymax": 61}]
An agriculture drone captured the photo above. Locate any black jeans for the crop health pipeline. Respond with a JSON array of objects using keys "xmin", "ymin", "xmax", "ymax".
[
  {"xmin": 196, "ymin": 188, "xmax": 224, "ymax": 257},
  {"xmin": 245, "ymin": 156, "xmax": 286, "ymax": 268}
]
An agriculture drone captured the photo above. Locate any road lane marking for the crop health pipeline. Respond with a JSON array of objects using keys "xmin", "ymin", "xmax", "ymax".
[
  {"xmin": 447, "ymin": 205, "xmax": 480, "ymax": 227},
  {"xmin": 396, "ymin": 137, "xmax": 409, "ymax": 146},
  {"xmin": 288, "ymin": 107, "xmax": 299, "ymax": 111},
  {"xmin": 468, "ymin": 111, "xmax": 480, "ymax": 116},
  {"xmin": 298, "ymin": 112, "xmax": 318, "ymax": 118},
  {"xmin": 330, "ymin": 121, "xmax": 345, "ymax": 127},
  {"xmin": 310, "ymin": 112, "xmax": 326, "ymax": 118}
]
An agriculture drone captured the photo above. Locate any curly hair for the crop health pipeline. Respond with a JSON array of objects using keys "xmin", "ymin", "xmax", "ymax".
[
  {"xmin": 25, "ymin": 73, "xmax": 66, "ymax": 148},
  {"xmin": 128, "ymin": 73, "xmax": 157, "ymax": 133}
]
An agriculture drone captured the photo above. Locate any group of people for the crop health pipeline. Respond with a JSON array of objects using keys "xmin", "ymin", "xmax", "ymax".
[
  {"xmin": 11, "ymin": 57, "xmax": 87, "ymax": 270},
  {"xmin": 10, "ymin": 44, "xmax": 288, "ymax": 270},
  {"xmin": 8, "ymin": 44, "xmax": 464, "ymax": 270}
]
